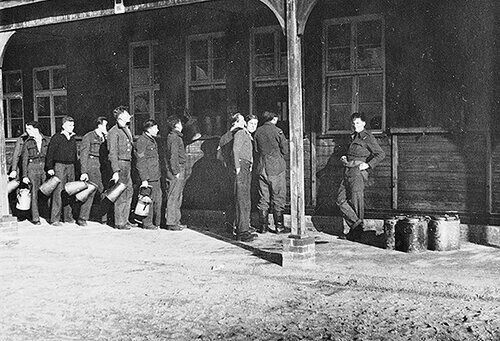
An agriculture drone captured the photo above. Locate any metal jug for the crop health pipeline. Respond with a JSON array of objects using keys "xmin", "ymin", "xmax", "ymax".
[
  {"xmin": 65, "ymin": 181, "xmax": 88, "ymax": 196},
  {"xmin": 134, "ymin": 186, "xmax": 152, "ymax": 217},
  {"xmin": 7, "ymin": 179, "xmax": 20, "ymax": 194},
  {"xmin": 102, "ymin": 181, "xmax": 127, "ymax": 203},
  {"xmin": 16, "ymin": 185, "xmax": 31, "ymax": 211},
  {"xmin": 40, "ymin": 176, "xmax": 61, "ymax": 196},
  {"xmin": 75, "ymin": 182, "xmax": 97, "ymax": 202}
]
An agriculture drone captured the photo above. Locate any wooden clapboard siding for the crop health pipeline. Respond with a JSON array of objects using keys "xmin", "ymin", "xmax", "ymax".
[
  {"xmin": 397, "ymin": 133, "xmax": 487, "ymax": 213},
  {"xmin": 492, "ymin": 139, "xmax": 500, "ymax": 213}
]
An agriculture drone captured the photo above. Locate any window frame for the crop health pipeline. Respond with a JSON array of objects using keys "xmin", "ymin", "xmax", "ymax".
[
  {"xmin": 129, "ymin": 40, "xmax": 160, "ymax": 136},
  {"xmin": 322, "ymin": 14, "xmax": 386, "ymax": 135},
  {"xmin": 33, "ymin": 65, "xmax": 67, "ymax": 136},
  {"xmin": 3, "ymin": 70, "xmax": 24, "ymax": 138}
]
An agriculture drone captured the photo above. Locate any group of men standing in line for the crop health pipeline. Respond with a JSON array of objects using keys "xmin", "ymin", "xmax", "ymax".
[
  {"xmin": 8, "ymin": 106, "xmax": 187, "ymax": 231},
  {"xmin": 8, "ymin": 106, "xmax": 384, "ymax": 241}
]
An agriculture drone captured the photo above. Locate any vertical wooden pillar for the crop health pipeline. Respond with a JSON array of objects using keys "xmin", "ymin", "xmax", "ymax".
[
  {"xmin": 286, "ymin": 0, "xmax": 305, "ymax": 237},
  {"xmin": 0, "ymin": 31, "xmax": 16, "ymax": 217}
]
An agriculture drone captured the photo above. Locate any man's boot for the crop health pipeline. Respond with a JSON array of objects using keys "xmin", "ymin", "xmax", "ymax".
[
  {"xmin": 273, "ymin": 211, "xmax": 289, "ymax": 234},
  {"xmin": 258, "ymin": 210, "xmax": 268, "ymax": 233}
]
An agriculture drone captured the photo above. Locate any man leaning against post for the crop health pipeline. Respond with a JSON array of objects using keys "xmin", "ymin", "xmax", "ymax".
[
  {"xmin": 165, "ymin": 116, "xmax": 186, "ymax": 231},
  {"xmin": 135, "ymin": 119, "xmax": 162, "ymax": 230},
  {"xmin": 107, "ymin": 106, "xmax": 135, "ymax": 230},
  {"xmin": 45, "ymin": 116, "xmax": 78, "ymax": 226}
]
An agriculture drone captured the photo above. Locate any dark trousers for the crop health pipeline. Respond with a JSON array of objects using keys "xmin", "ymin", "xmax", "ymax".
[
  {"xmin": 336, "ymin": 168, "xmax": 367, "ymax": 227},
  {"xmin": 79, "ymin": 157, "xmax": 106, "ymax": 222},
  {"xmin": 224, "ymin": 171, "xmax": 236, "ymax": 227},
  {"xmin": 114, "ymin": 160, "xmax": 133, "ymax": 226},
  {"xmin": 235, "ymin": 160, "xmax": 252, "ymax": 235},
  {"xmin": 257, "ymin": 168, "xmax": 286, "ymax": 213},
  {"xmin": 27, "ymin": 161, "xmax": 48, "ymax": 222},
  {"xmin": 51, "ymin": 163, "xmax": 75, "ymax": 223},
  {"xmin": 143, "ymin": 180, "xmax": 162, "ymax": 227},
  {"xmin": 165, "ymin": 167, "xmax": 185, "ymax": 226}
]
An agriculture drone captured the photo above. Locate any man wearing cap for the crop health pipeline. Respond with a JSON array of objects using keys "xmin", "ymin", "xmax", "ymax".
[
  {"xmin": 21, "ymin": 121, "xmax": 50, "ymax": 225},
  {"xmin": 107, "ymin": 106, "xmax": 135, "ymax": 230},
  {"xmin": 135, "ymin": 119, "xmax": 162, "ymax": 230},
  {"xmin": 45, "ymin": 116, "xmax": 78, "ymax": 226},
  {"xmin": 77, "ymin": 116, "xmax": 109, "ymax": 227}
]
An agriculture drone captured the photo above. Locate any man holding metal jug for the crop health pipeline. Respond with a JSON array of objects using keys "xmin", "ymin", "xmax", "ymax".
[
  {"xmin": 135, "ymin": 119, "xmax": 162, "ymax": 230},
  {"xmin": 107, "ymin": 106, "xmax": 135, "ymax": 230},
  {"xmin": 77, "ymin": 117, "xmax": 109, "ymax": 227},
  {"xmin": 21, "ymin": 121, "xmax": 50, "ymax": 225},
  {"xmin": 45, "ymin": 116, "xmax": 78, "ymax": 226}
]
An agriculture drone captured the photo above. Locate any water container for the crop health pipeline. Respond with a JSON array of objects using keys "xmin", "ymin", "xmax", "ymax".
[
  {"xmin": 39, "ymin": 176, "xmax": 61, "ymax": 196},
  {"xmin": 75, "ymin": 182, "xmax": 97, "ymax": 202},
  {"xmin": 7, "ymin": 179, "xmax": 20, "ymax": 194},
  {"xmin": 428, "ymin": 215, "xmax": 461, "ymax": 251},
  {"xmin": 65, "ymin": 181, "xmax": 88, "ymax": 196},
  {"xmin": 395, "ymin": 216, "xmax": 428, "ymax": 253},
  {"xmin": 16, "ymin": 187, "xmax": 31, "ymax": 211},
  {"xmin": 383, "ymin": 216, "xmax": 405, "ymax": 250},
  {"xmin": 102, "ymin": 181, "xmax": 127, "ymax": 203}
]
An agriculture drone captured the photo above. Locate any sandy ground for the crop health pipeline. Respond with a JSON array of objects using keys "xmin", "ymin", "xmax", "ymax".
[{"xmin": 1, "ymin": 220, "xmax": 499, "ymax": 341}]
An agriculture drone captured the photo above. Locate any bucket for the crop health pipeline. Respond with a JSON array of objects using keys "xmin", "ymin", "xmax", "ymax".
[
  {"xmin": 134, "ymin": 186, "xmax": 153, "ymax": 217},
  {"xmin": 40, "ymin": 176, "xmax": 61, "ymax": 196},
  {"xmin": 16, "ymin": 185, "xmax": 31, "ymax": 211},
  {"xmin": 65, "ymin": 181, "xmax": 88, "ymax": 196},
  {"xmin": 383, "ymin": 216, "xmax": 405, "ymax": 250},
  {"xmin": 7, "ymin": 179, "xmax": 20, "ymax": 194},
  {"xmin": 428, "ymin": 215, "xmax": 461, "ymax": 251},
  {"xmin": 395, "ymin": 216, "xmax": 428, "ymax": 253},
  {"xmin": 75, "ymin": 182, "xmax": 97, "ymax": 202},
  {"xmin": 102, "ymin": 181, "xmax": 127, "ymax": 203}
]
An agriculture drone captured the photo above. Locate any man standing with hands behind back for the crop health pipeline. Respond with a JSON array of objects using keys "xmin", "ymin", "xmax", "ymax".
[
  {"xmin": 336, "ymin": 112, "xmax": 385, "ymax": 240},
  {"xmin": 107, "ymin": 106, "xmax": 135, "ymax": 230}
]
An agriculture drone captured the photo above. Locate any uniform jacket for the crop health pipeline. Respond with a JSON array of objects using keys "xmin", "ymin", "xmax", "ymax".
[
  {"xmin": 347, "ymin": 130, "xmax": 385, "ymax": 169},
  {"xmin": 9, "ymin": 133, "xmax": 29, "ymax": 174},
  {"xmin": 80, "ymin": 130, "xmax": 106, "ymax": 174},
  {"xmin": 107, "ymin": 124, "xmax": 134, "ymax": 173},
  {"xmin": 233, "ymin": 128, "xmax": 253, "ymax": 169},
  {"xmin": 254, "ymin": 121, "xmax": 288, "ymax": 175},
  {"xmin": 135, "ymin": 132, "xmax": 161, "ymax": 182},
  {"xmin": 165, "ymin": 130, "xmax": 186, "ymax": 179},
  {"xmin": 21, "ymin": 135, "xmax": 50, "ymax": 177},
  {"xmin": 217, "ymin": 127, "xmax": 241, "ymax": 170}
]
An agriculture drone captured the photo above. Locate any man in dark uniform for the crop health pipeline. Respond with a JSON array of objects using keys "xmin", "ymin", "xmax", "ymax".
[
  {"xmin": 336, "ymin": 112, "xmax": 385, "ymax": 239},
  {"xmin": 254, "ymin": 111, "xmax": 289, "ymax": 234},
  {"xmin": 77, "ymin": 116, "xmax": 109, "ymax": 227},
  {"xmin": 45, "ymin": 116, "xmax": 78, "ymax": 226},
  {"xmin": 107, "ymin": 106, "xmax": 135, "ymax": 230},
  {"xmin": 135, "ymin": 119, "xmax": 162, "ymax": 230},
  {"xmin": 21, "ymin": 121, "xmax": 50, "ymax": 225},
  {"xmin": 165, "ymin": 116, "xmax": 186, "ymax": 231},
  {"xmin": 216, "ymin": 112, "xmax": 245, "ymax": 233}
]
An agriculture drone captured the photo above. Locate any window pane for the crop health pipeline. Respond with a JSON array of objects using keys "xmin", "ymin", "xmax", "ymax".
[
  {"xmin": 54, "ymin": 116, "xmax": 64, "ymax": 132},
  {"xmin": 359, "ymin": 74, "xmax": 383, "ymax": 102},
  {"xmin": 38, "ymin": 118, "xmax": 51, "ymax": 136},
  {"xmin": 34, "ymin": 70, "xmax": 50, "ymax": 90},
  {"xmin": 213, "ymin": 58, "xmax": 225, "ymax": 81},
  {"xmin": 11, "ymin": 119, "xmax": 24, "ymax": 137},
  {"xmin": 54, "ymin": 96, "xmax": 67, "ymax": 117},
  {"xmin": 191, "ymin": 61, "xmax": 209, "ymax": 82},
  {"xmin": 191, "ymin": 89, "xmax": 227, "ymax": 136},
  {"xmin": 359, "ymin": 103, "xmax": 383, "ymax": 130},
  {"xmin": 255, "ymin": 55, "xmax": 274, "ymax": 77},
  {"xmin": 132, "ymin": 68, "xmax": 150, "ymax": 86},
  {"xmin": 53, "ymin": 68, "xmax": 67, "ymax": 89},
  {"xmin": 36, "ymin": 96, "xmax": 50, "ymax": 117},
  {"xmin": 356, "ymin": 20, "xmax": 383, "ymax": 70},
  {"xmin": 133, "ymin": 46, "xmax": 149, "ymax": 68},
  {"xmin": 328, "ymin": 77, "xmax": 352, "ymax": 103},
  {"xmin": 133, "ymin": 91, "xmax": 150, "ymax": 115},
  {"xmin": 10, "ymin": 98, "xmax": 23, "ymax": 118},
  {"xmin": 6, "ymin": 72, "xmax": 22, "ymax": 93},
  {"xmin": 327, "ymin": 23, "xmax": 351, "ymax": 72},
  {"xmin": 328, "ymin": 105, "xmax": 352, "ymax": 131},
  {"xmin": 153, "ymin": 44, "xmax": 160, "ymax": 84},
  {"xmin": 255, "ymin": 32, "xmax": 274, "ymax": 55},
  {"xmin": 357, "ymin": 20, "xmax": 382, "ymax": 45},
  {"xmin": 279, "ymin": 53, "xmax": 287, "ymax": 76},
  {"xmin": 190, "ymin": 40, "xmax": 208, "ymax": 60}
]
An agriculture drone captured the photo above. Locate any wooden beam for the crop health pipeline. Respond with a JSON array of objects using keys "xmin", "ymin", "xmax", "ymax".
[
  {"xmin": 296, "ymin": 0, "xmax": 319, "ymax": 35},
  {"xmin": 286, "ymin": 0, "xmax": 306, "ymax": 236},
  {"xmin": 0, "ymin": 0, "xmax": 48, "ymax": 10},
  {"xmin": 391, "ymin": 134, "xmax": 398, "ymax": 210},
  {"xmin": 0, "ymin": 0, "xmax": 213, "ymax": 32},
  {"xmin": 0, "ymin": 31, "xmax": 16, "ymax": 216},
  {"xmin": 259, "ymin": 0, "xmax": 285, "ymax": 31},
  {"xmin": 486, "ymin": 132, "xmax": 492, "ymax": 214}
]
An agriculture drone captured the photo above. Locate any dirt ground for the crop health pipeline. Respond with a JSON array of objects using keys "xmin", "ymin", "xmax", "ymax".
[{"xmin": 1, "ymin": 220, "xmax": 499, "ymax": 341}]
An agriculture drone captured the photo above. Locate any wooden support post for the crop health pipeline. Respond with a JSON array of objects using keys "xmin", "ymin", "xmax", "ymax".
[{"xmin": 286, "ymin": 0, "xmax": 305, "ymax": 237}]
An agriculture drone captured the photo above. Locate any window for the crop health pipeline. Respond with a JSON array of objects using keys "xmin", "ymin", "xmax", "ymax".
[
  {"xmin": 323, "ymin": 15, "xmax": 385, "ymax": 133},
  {"xmin": 250, "ymin": 26, "xmax": 288, "ymax": 126},
  {"xmin": 186, "ymin": 33, "xmax": 227, "ymax": 136},
  {"xmin": 129, "ymin": 41, "xmax": 160, "ymax": 135},
  {"xmin": 33, "ymin": 66, "xmax": 67, "ymax": 136},
  {"xmin": 3, "ymin": 70, "xmax": 24, "ymax": 138}
]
